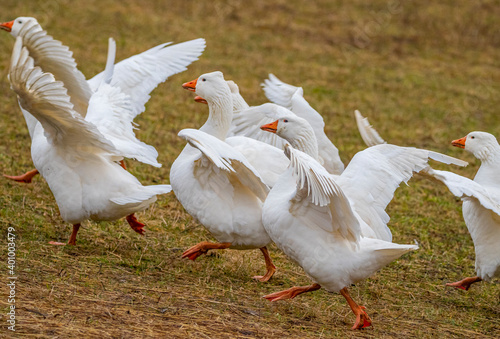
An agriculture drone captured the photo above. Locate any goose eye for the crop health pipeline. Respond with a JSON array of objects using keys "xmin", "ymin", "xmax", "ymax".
[
  {"xmin": 17, "ymin": 20, "xmax": 22, "ymax": 24},
  {"xmin": 283, "ymin": 119, "xmax": 288, "ymax": 123},
  {"xmin": 470, "ymin": 136, "xmax": 475, "ymax": 139},
  {"xmin": 201, "ymin": 78, "xmax": 206, "ymax": 82}
]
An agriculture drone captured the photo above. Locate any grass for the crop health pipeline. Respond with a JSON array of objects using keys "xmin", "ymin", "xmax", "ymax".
[{"xmin": 0, "ymin": 0, "xmax": 499, "ymax": 337}]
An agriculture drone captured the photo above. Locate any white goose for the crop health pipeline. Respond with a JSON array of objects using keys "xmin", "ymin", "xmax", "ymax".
[
  {"xmin": 423, "ymin": 131, "xmax": 500, "ymax": 290},
  {"xmin": 8, "ymin": 37, "xmax": 172, "ymax": 245},
  {"xmin": 170, "ymin": 71, "xmax": 290, "ymax": 281},
  {"xmin": 1, "ymin": 16, "xmax": 205, "ymax": 180},
  {"xmin": 182, "ymin": 72, "xmax": 289, "ymax": 188},
  {"xmin": 258, "ymin": 118, "xmax": 468, "ymax": 329},
  {"xmin": 260, "ymin": 114, "xmax": 468, "ymax": 242}
]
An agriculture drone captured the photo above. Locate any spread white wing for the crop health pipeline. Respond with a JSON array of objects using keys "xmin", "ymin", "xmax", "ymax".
[
  {"xmin": 9, "ymin": 37, "xmax": 117, "ymax": 157},
  {"xmin": 88, "ymin": 38, "xmax": 206, "ymax": 117},
  {"xmin": 178, "ymin": 129, "xmax": 270, "ymax": 202},
  {"xmin": 85, "ymin": 38, "xmax": 160, "ymax": 167},
  {"xmin": 422, "ymin": 168, "xmax": 500, "ymax": 215},
  {"xmin": 285, "ymin": 145, "xmax": 360, "ymax": 244},
  {"xmin": 17, "ymin": 20, "xmax": 93, "ymax": 117},
  {"xmin": 337, "ymin": 144, "xmax": 468, "ymax": 241}
]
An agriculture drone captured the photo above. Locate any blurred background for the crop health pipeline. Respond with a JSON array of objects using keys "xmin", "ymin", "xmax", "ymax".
[{"xmin": 0, "ymin": 0, "xmax": 499, "ymax": 337}]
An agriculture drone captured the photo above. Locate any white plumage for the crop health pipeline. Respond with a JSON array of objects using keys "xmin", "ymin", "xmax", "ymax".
[
  {"xmin": 2, "ymin": 16, "xmax": 206, "ymax": 168},
  {"xmin": 8, "ymin": 37, "xmax": 171, "ymax": 244},
  {"xmin": 261, "ymin": 73, "xmax": 344, "ymax": 174},
  {"xmin": 171, "ymin": 71, "xmax": 291, "ymax": 281},
  {"xmin": 259, "ymin": 115, "xmax": 468, "ymax": 329},
  {"xmin": 423, "ymin": 131, "xmax": 500, "ymax": 289}
]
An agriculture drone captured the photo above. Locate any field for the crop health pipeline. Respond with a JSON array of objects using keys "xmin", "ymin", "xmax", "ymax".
[{"xmin": 0, "ymin": 0, "xmax": 499, "ymax": 338}]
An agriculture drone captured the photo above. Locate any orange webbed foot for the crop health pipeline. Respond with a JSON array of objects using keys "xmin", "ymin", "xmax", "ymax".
[
  {"xmin": 126, "ymin": 214, "xmax": 145, "ymax": 235},
  {"xmin": 263, "ymin": 283, "xmax": 321, "ymax": 302},
  {"xmin": 182, "ymin": 245, "xmax": 208, "ymax": 261},
  {"xmin": 3, "ymin": 169, "xmax": 39, "ymax": 183},
  {"xmin": 181, "ymin": 242, "xmax": 231, "ymax": 261},
  {"xmin": 446, "ymin": 276, "xmax": 482, "ymax": 291},
  {"xmin": 351, "ymin": 305, "xmax": 372, "ymax": 330}
]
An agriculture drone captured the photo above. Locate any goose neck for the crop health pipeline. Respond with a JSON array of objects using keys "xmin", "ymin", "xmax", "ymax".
[
  {"xmin": 199, "ymin": 94, "xmax": 233, "ymax": 140},
  {"xmin": 289, "ymin": 129, "xmax": 319, "ymax": 160}
]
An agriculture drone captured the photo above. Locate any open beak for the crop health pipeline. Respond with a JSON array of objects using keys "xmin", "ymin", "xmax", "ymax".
[
  {"xmin": 260, "ymin": 120, "xmax": 279, "ymax": 133},
  {"xmin": 182, "ymin": 78, "xmax": 197, "ymax": 92},
  {"xmin": 451, "ymin": 136, "xmax": 467, "ymax": 149},
  {"xmin": 0, "ymin": 20, "xmax": 14, "ymax": 32},
  {"xmin": 194, "ymin": 96, "xmax": 207, "ymax": 104}
]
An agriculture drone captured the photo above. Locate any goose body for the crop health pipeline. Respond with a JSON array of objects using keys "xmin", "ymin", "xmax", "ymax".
[
  {"xmin": 259, "ymin": 115, "xmax": 468, "ymax": 329},
  {"xmin": 171, "ymin": 71, "xmax": 291, "ymax": 281},
  {"xmin": 424, "ymin": 131, "xmax": 500, "ymax": 289},
  {"xmin": 1, "ymin": 16, "xmax": 205, "ymax": 170},
  {"xmin": 170, "ymin": 129, "xmax": 271, "ymax": 249},
  {"xmin": 8, "ymin": 37, "xmax": 171, "ymax": 244}
]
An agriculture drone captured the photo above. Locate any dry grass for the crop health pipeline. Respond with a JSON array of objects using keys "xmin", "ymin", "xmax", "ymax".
[{"xmin": 0, "ymin": 0, "xmax": 499, "ymax": 338}]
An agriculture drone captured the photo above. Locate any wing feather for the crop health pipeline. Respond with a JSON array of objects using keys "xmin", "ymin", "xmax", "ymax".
[
  {"xmin": 284, "ymin": 145, "xmax": 360, "ymax": 243},
  {"xmin": 88, "ymin": 38, "xmax": 206, "ymax": 117},
  {"xmin": 354, "ymin": 110, "xmax": 386, "ymax": 147},
  {"xmin": 178, "ymin": 129, "xmax": 270, "ymax": 202},
  {"xmin": 18, "ymin": 20, "xmax": 92, "ymax": 117},
  {"xmin": 9, "ymin": 37, "xmax": 117, "ymax": 156},
  {"xmin": 228, "ymin": 103, "xmax": 289, "ymax": 148},
  {"xmin": 422, "ymin": 168, "xmax": 500, "ymax": 216},
  {"xmin": 337, "ymin": 144, "xmax": 467, "ymax": 241}
]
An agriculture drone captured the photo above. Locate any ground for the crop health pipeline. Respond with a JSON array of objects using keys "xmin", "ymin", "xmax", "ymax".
[{"xmin": 0, "ymin": 0, "xmax": 499, "ymax": 338}]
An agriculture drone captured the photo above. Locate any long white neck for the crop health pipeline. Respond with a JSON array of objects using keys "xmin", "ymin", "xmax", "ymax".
[
  {"xmin": 472, "ymin": 142, "xmax": 500, "ymax": 163},
  {"xmin": 288, "ymin": 128, "xmax": 320, "ymax": 161},
  {"xmin": 473, "ymin": 143, "xmax": 500, "ymax": 188},
  {"xmin": 199, "ymin": 91, "xmax": 233, "ymax": 140},
  {"xmin": 232, "ymin": 92, "xmax": 249, "ymax": 115}
]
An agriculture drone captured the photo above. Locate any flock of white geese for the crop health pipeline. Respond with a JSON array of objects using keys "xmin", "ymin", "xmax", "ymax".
[{"xmin": 2, "ymin": 17, "xmax": 499, "ymax": 330}]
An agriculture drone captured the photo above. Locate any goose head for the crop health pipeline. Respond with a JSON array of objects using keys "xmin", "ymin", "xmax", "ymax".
[
  {"xmin": 0, "ymin": 17, "xmax": 38, "ymax": 37},
  {"xmin": 261, "ymin": 113, "xmax": 319, "ymax": 159},
  {"xmin": 192, "ymin": 79, "xmax": 246, "ymax": 114},
  {"xmin": 182, "ymin": 71, "xmax": 231, "ymax": 104},
  {"xmin": 452, "ymin": 131, "xmax": 500, "ymax": 161}
]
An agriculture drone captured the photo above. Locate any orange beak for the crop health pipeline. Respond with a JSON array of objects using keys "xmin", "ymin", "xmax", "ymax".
[
  {"xmin": 182, "ymin": 78, "xmax": 197, "ymax": 92},
  {"xmin": 451, "ymin": 136, "xmax": 467, "ymax": 149},
  {"xmin": 0, "ymin": 20, "xmax": 14, "ymax": 32},
  {"xmin": 260, "ymin": 120, "xmax": 279, "ymax": 133},
  {"xmin": 194, "ymin": 96, "xmax": 207, "ymax": 104}
]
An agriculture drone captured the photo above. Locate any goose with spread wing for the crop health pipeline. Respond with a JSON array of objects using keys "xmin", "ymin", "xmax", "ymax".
[
  {"xmin": 259, "ymin": 118, "xmax": 468, "ymax": 329},
  {"xmin": 1, "ymin": 16, "xmax": 205, "ymax": 181},
  {"xmin": 8, "ymin": 37, "xmax": 171, "ymax": 245},
  {"xmin": 260, "ymin": 111, "xmax": 468, "ymax": 241},
  {"xmin": 170, "ymin": 71, "xmax": 291, "ymax": 281},
  {"xmin": 181, "ymin": 71, "xmax": 289, "ymax": 188},
  {"xmin": 423, "ymin": 131, "xmax": 500, "ymax": 290}
]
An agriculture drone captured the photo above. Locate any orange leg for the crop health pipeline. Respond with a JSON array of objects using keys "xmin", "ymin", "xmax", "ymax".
[
  {"xmin": 340, "ymin": 287, "xmax": 372, "ymax": 330},
  {"xmin": 49, "ymin": 224, "xmax": 81, "ymax": 246},
  {"xmin": 3, "ymin": 169, "xmax": 39, "ymax": 183},
  {"xmin": 181, "ymin": 241, "xmax": 232, "ymax": 261},
  {"xmin": 263, "ymin": 283, "xmax": 321, "ymax": 302},
  {"xmin": 446, "ymin": 276, "xmax": 482, "ymax": 291},
  {"xmin": 252, "ymin": 246, "xmax": 276, "ymax": 282},
  {"xmin": 126, "ymin": 214, "xmax": 145, "ymax": 235}
]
